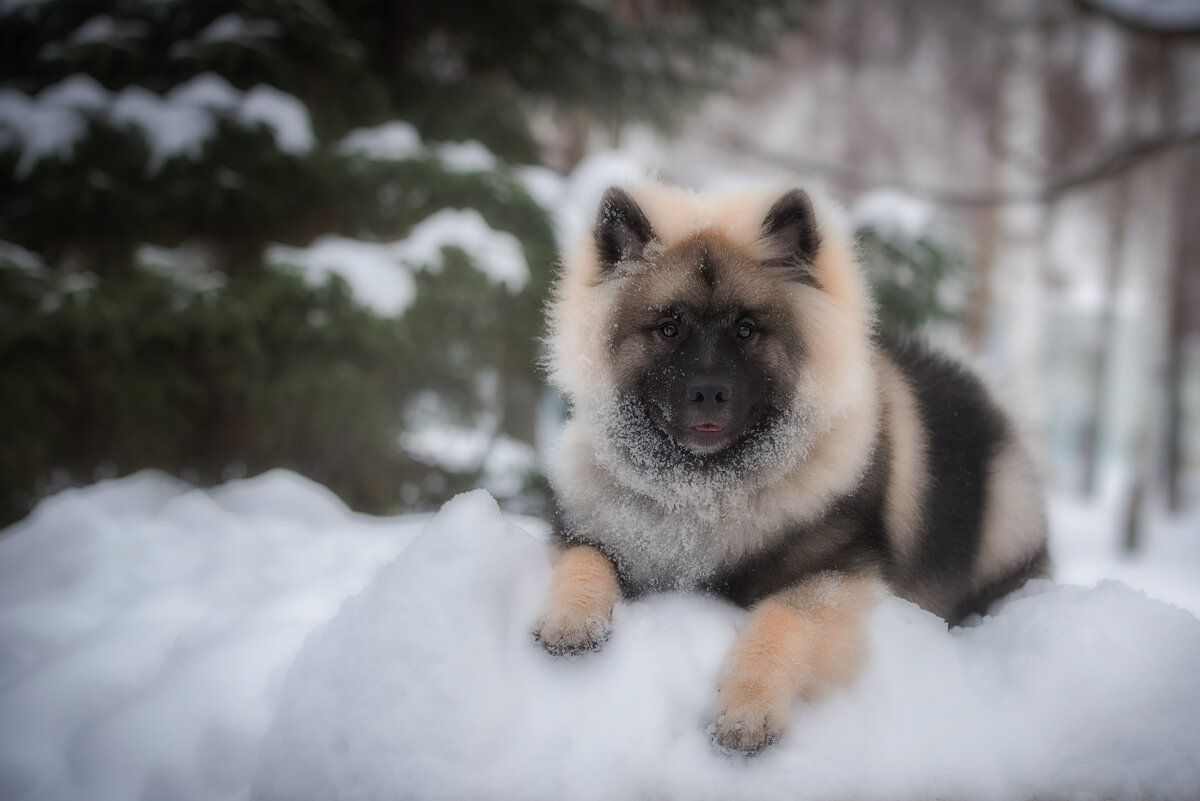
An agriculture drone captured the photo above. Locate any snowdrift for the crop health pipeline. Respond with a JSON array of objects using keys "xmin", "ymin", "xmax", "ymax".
[
  {"xmin": 255, "ymin": 490, "xmax": 1200, "ymax": 801},
  {"xmin": 0, "ymin": 470, "xmax": 421, "ymax": 801},
  {"xmin": 2, "ymin": 472, "xmax": 1199, "ymax": 801}
]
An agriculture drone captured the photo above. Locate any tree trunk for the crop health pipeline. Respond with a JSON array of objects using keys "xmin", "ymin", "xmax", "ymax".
[
  {"xmin": 1080, "ymin": 176, "xmax": 1131, "ymax": 496},
  {"xmin": 1164, "ymin": 145, "xmax": 1200, "ymax": 511},
  {"xmin": 966, "ymin": 203, "xmax": 998, "ymax": 353}
]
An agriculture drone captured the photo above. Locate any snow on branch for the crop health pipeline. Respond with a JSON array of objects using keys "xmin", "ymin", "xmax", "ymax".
[
  {"xmin": 266, "ymin": 209, "xmax": 528, "ymax": 316},
  {"xmin": 0, "ymin": 73, "xmax": 316, "ymax": 176},
  {"xmin": 336, "ymin": 121, "xmax": 502, "ymax": 174}
]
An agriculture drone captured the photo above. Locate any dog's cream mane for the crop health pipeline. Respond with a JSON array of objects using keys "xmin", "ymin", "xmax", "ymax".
[{"xmin": 542, "ymin": 183, "xmax": 886, "ymax": 582}]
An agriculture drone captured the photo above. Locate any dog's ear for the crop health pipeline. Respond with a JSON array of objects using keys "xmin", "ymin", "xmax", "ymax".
[
  {"xmin": 595, "ymin": 187, "xmax": 655, "ymax": 271},
  {"xmin": 760, "ymin": 189, "xmax": 821, "ymax": 279}
]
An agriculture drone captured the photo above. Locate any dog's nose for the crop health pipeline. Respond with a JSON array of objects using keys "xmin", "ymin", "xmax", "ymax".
[{"xmin": 686, "ymin": 378, "xmax": 732, "ymax": 407}]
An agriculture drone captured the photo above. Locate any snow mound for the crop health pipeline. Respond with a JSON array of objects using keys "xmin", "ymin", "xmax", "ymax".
[
  {"xmin": 255, "ymin": 490, "xmax": 1200, "ymax": 801},
  {"xmin": 3, "ymin": 474, "xmax": 1199, "ymax": 801},
  {"xmin": 0, "ymin": 471, "xmax": 419, "ymax": 801}
]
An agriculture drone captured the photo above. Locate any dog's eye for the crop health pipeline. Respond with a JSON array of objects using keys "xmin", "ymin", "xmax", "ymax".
[
  {"xmin": 659, "ymin": 322, "xmax": 679, "ymax": 338},
  {"xmin": 736, "ymin": 322, "xmax": 755, "ymax": 339}
]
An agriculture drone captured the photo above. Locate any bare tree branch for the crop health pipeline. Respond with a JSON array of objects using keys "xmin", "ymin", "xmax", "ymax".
[
  {"xmin": 710, "ymin": 125, "xmax": 1200, "ymax": 206},
  {"xmin": 1075, "ymin": 0, "xmax": 1200, "ymax": 36}
]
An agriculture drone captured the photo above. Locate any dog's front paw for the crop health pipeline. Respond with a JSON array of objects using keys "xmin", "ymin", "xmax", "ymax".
[
  {"xmin": 707, "ymin": 688, "xmax": 788, "ymax": 756},
  {"xmin": 534, "ymin": 545, "xmax": 620, "ymax": 657},
  {"xmin": 532, "ymin": 606, "xmax": 611, "ymax": 657}
]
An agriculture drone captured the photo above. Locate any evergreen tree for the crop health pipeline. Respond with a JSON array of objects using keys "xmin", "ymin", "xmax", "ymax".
[
  {"xmin": 856, "ymin": 226, "xmax": 965, "ymax": 331},
  {"xmin": 0, "ymin": 0, "xmax": 813, "ymax": 526}
]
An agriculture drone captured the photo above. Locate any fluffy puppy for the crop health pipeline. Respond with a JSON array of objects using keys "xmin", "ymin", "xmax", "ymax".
[{"xmin": 534, "ymin": 183, "xmax": 1048, "ymax": 754}]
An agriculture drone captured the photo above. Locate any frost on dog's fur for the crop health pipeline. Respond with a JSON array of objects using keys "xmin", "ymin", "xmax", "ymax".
[
  {"xmin": 537, "ymin": 181, "xmax": 1049, "ymax": 754},
  {"xmin": 593, "ymin": 393, "xmax": 809, "ymax": 517}
]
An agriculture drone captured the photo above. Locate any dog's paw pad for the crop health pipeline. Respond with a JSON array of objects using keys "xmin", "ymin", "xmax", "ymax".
[
  {"xmin": 707, "ymin": 708, "xmax": 783, "ymax": 756},
  {"xmin": 532, "ymin": 612, "xmax": 611, "ymax": 658}
]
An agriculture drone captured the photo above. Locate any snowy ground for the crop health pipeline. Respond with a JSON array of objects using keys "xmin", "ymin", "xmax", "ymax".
[{"xmin": 1, "ymin": 470, "xmax": 1198, "ymax": 801}]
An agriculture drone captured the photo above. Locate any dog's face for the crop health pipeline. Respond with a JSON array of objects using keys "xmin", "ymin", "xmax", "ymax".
[{"xmin": 595, "ymin": 188, "xmax": 819, "ymax": 457}]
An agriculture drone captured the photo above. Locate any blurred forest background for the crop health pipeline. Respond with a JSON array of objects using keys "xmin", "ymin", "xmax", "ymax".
[{"xmin": 1, "ymin": 0, "xmax": 1197, "ymax": 543}]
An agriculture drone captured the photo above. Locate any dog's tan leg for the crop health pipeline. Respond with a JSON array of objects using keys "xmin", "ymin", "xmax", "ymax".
[
  {"xmin": 533, "ymin": 545, "xmax": 622, "ymax": 656},
  {"xmin": 709, "ymin": 571, "xmax": 883, "ymax": 754}
]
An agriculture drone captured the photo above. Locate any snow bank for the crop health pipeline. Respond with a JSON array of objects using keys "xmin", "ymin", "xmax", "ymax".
[
  {"xmin": 3, "ymin": 473, "xmax": 1199, "ymax": 801},
  {"xmin": 0, "ymin": 470, "xmax": 419, "ymax": 801},
  {"xmin": 1051, "ymin": 491, "xmax": 1200, "ymax": 616},
  {"xmin": 256, "ymin": 490, "xmax": 1200, "ymax": 801}
]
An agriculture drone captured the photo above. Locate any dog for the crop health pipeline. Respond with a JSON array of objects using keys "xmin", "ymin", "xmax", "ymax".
[{"xmin": 533, "ymin": 183, "xmax": 1049, "ymax": 754}]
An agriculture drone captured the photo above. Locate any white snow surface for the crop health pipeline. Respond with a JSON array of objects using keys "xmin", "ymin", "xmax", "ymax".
[
  {"xmin": 0, "ymin": 471, "xmax": 423, "ymax": 801},
  {"xmin": 2, "ymin": 472, "xmax": 1199, "ymax": 801}
]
